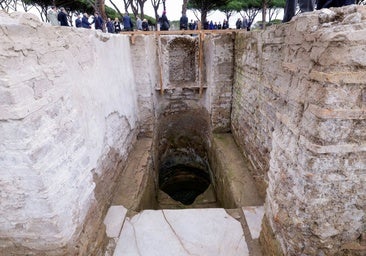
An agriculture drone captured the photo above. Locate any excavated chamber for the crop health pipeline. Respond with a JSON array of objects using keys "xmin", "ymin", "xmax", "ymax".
[{"xmin": 154, "ymin": 108, "xmax": 214, "ymax": 206}]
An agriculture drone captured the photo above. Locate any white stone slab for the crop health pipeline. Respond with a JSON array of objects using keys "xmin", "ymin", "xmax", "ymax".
[
  {"xmin": 242, "ymin": 206, "xmax": 264, "ymax": 239},
  {"xmin": 103, "ymin": 205, "xmax": 128, "ymax": 238},
  {"xmin": 114, "ymin": 208, "xmax": 249, "ymax": 256}
]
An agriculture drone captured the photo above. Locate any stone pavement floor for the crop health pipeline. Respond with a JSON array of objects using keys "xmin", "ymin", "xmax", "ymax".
[{"xmin": 104, "ymin": 205, "xmax": 264, "ymax": 256}]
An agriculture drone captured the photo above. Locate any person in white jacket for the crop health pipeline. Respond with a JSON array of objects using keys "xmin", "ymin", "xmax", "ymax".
[{"xmin": 47, "ymin": 6, "xmax": 59, "ymax": 26}]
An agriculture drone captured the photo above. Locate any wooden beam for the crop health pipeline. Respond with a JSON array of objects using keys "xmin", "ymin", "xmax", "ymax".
[
  {"xmin": 199, "ymin": 31, "xmax": 205, "ymax": 97},
  {"xmin": 120, "ymin": 29, "xmax": 239, "ymax": 36},
  {"xmin": 156, "ymin": 34, "xmax": 164, "ymax": 95}
]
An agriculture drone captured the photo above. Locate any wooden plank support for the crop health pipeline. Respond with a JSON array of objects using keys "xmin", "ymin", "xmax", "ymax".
[
  {"xmin": 156, "ymin": 34, "xmax": 164, "ymax": 95},
  {"xmin": 119, "ymin": 29, "xmax": 237, "ymax": 36},
  {"xmin": 199, "ymin": 31, "xmax": 205, "ymax": 96},
  {"xmin": 130, "ymin": 33, "xmax": 136, "ymax": 44}
]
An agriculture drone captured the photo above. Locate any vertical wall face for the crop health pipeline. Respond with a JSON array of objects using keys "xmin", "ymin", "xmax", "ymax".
[
  {"xmin": 204, "ymin": 33, "xmax": 235, "ymax": 132},
  {"xmin": 232, "ymin": 6, "xmax": 366, "ymax": 255},
  {"xmin": 129, "ymin": 35, "xmax": 159, "ymax": 138},
  {"xmin": 231, "ymin": 31, "xmax": 272, "ymax": 197},
  {"xmin": 132, "ymin": 33, "xmax": 234, "ymax": 134},
  {"xmin": 0, "ymin": 12, "xmax": 139, "ymax": 254},
  {"xmin": 159, "ymin": 35, "xmax": 199, "ymax": 90}
]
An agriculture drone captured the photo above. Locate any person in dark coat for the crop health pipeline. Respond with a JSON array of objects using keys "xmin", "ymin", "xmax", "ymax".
[
  {"xmin": 236, "ymin": 18, "xmax": 242, "ymax": 29},
  {"xmin": 203, "ymin": 21, "xmax": 209, "ymax": 30},
  {"xmin": 81, "ymin": 13, "xmax": 91, "ymax": 29},
  {"xmin": 179, "ymin": 13, "xmax": 188, "ymax": 30},
  {"xmin": 142, "ymin": 19, "xmax": 149, "ymax": 31},
  {"xmin": 160, "ymin": 11, "xmax": 170, "ymax": 31},
  {"xmin": 57, "ymin": 7, "xmax": 69, "ymax": 26},
  {"xmin": 75, "ymin": 14, "xmax": 82, "ymax": 28},
  {"xmin": 222, "ymin": 20, "xmax": 228, "ymax": 29},
  {"xmin": 92, "ymin": 12, "xmax": 104, "ymax": 31},
  {"xmin": 106, "ymin": 18, "xmax": 115, "ymax": 33},
  {"xmin": 283, "ymin": 0, "xmax": 313, "ymax": 22},
  {"xmin": 317, "ymin": 0, "xmax": 354, "ymax": 9},
  {"xmin": 123, "ymin": 13, "xmax": 133, "ymax": 31}
]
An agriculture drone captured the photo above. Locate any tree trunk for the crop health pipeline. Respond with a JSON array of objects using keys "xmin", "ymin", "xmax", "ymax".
[
  {"xmin": 98, "ymin": 0, "xmax": 106, "ymax": 20},
  {"xmin": 138, "ymin": 0, "xmax": 147, "ymax": 18},
  {"xmin": 262, "ymin": 0, "xmax": 266, "ymax": 29},
  {"xmin": 182, "ymin": 0, "xmax": 188, "ymax": 15},
  {"xmin": 201, "ymin": 10, "xmax": 207, "ymax": 27}
]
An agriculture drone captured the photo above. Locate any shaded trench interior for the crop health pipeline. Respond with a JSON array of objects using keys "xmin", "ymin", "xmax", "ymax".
[
  {"xmin": 156, "ymin": 37, "xmax": 214, "ymax": 207},
  {"xmin": 112, "ymin": 35, "xmax": 263, "ymax": 210},
  {"xmin": 154, "ymin": 109, "xmax": 219, "ymax": 207}
]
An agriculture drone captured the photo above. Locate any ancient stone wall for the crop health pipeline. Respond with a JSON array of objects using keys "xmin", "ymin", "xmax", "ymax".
[
  {"xmin": 232, "ymin": 6, "xmax": 366, "ymax": 255},
  {"xmin": 204, "ymin": 33, "xmax": 235, "ymax": 132},
  {"xmin": 129, "ymin": 35, "xmax": 158, "ymax": 138},
  {"xmin": 2, "ymin": 6, "xmax": 365, "ymax": 256},
  {"xmin": 0, "ymin": 11, "xmax": 139, "ymax": 255},
  {"xmin": 129, "ymin": 33, "xmax": 234, "ymax": 133}
]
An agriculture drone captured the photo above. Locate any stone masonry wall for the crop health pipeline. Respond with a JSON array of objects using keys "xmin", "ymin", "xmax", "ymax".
[
  {"xmin": 0, "ymin": 11, "xmax": 139, "ymax": 255},
  {"xmin": 204, "ymin": 33, "xmax": 235, "ymax": 132},
  {"xmin": 232, "ymin": 6, "xmax": 366, "ymax": 255},
  {"xmin": 129, "ymin": 35, "xmax": 158, "ymax": 138},
  {"xmin": 129, "ymin": 33, "xmax": 234, "ymax": 133},
  {"xmin": 2, "ymin": 6, "xmax": 365, "ymax": 256}
]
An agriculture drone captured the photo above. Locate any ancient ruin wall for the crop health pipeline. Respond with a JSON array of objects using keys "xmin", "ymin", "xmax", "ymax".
[
  {"xmin": 232, "ymin": 6, "xmax": 366, "ymax": 255},
  {"xmin": 204, "ymin": 33, "xmax": 235, "ymax": 132},
  {"xmin": 0, "ymin": 12, "xmax": 139, "ymax": 254},
  {"xmin": 129, "ymin": 35, "xmax": 159, "ymax": 138},
  {"xmin": 128, "ymin": 33, "xmax": 234, "ymax": 133}
]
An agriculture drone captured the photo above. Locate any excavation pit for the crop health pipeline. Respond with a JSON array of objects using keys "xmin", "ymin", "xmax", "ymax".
[
  {"xmin": 159, "ymin": 152, "xmax": 211, "ymax": 205},
  {"xmin": 155, "ymin": 108, "xmax": 218, "ymax": 208}
]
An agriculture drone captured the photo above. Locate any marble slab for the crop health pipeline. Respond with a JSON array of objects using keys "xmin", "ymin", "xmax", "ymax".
[
  {"xmin": 103, "ymin": 205, "xmax": 128, "ymax": 238},
  {"xmin": 242, "ymin": 206, "xmax": 264, "ymax": 239},
  {"xmin": 114, "ymin": 208, "xmax": 249, "ymax": 256}
]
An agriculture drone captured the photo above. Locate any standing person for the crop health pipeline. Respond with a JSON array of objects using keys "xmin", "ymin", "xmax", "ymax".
[
  {"xmin": 247, "ymin": 21, "xmax": 252, "ymax": 31},
  {"xmin": 222, "ymin": 20, "xmax": 229, "ymax": 29},
  {"xmin": 47, "ymin": 6, "xmax": 59, "ymax": 26},
  {"xmin": 179, "ymin": 13, "xmax": 188, "ymax": 30},
  {"xmin": 189, "ymin": 19, "xmax": 195, "ymax": 30},
  {"xmin": 75, "ymin": 14, "xmax": 82, "ymax": 28},
  {"xmin": 123, "ymin": 13, "xmax": 133, "ymax": 31},
  {"xmin": 82, "ymin": 13, "xmax": 91, "ymax": 28},
  {"xmin": 317, "ymin": 0, "xmax": 354, "ymax": 9},
  {"xmin": 142, "ymin": 19, "xmax": 149, "ymax": 31},
  {"xmin": 242, "ymin": 16, "xmax": 249, "ymax": 30},
  {"xmin": 236, "ymin": 18, "xmax": 242, "ymax": 29},
  {"xmin": 282, "ymin": 0, "xmax": 314, "ymax": 22},
  {"xmin": 106, "ymin": 18, "xmax": 115, "ymax": 33},
  {"xmin": 114, "ymin": 17, "xmax": 122, "ymax": 33},
  {"xmin": 203, "ymin": 20, "xmax": 209, "ymax": 30},
  {"xmin": 136, "ymin": 16, "xmax": 142, "ymax": 30},
  {"xmin": 160, "ymin": 11, "xmax": 169, "ymax": 31},
  {"xmin": 92, "ymin": 12, "xmax": 103, "ymax": 31},
  {"xmin": 57, "ymin": 7, "xmax": 69, "ymax": 26}
]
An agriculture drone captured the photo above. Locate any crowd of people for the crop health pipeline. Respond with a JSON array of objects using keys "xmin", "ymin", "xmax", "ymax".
[
  {"xmin": 47, "ymin": 1, "xmax": 357, "ymax": 33},
  {"xmin": 47, "ymin": 6, "xmax": 248, "ymax": 33},
  {"xmin": 46, "ymin": 6, "xmax": 149, "ymax": 33},
  {"xmin": 179, "ymin": 13, "xmax": 250, "ymax": 31}
]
